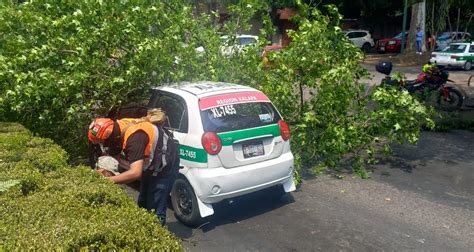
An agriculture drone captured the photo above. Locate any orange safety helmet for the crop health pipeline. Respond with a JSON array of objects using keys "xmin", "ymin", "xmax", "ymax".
[{"xmin": 88, "ymin": 118, "xmax": 115, "ymax": 144}]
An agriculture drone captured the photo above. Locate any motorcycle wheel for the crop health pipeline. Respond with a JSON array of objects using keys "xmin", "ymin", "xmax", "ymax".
[{"xmin": 437, "ymin": 87, "xmax": 463, "ymax": 111}]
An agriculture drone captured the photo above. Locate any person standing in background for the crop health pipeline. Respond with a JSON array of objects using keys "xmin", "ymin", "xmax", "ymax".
[{"xmin": 416, "ymin": 27, "xmax": 424, "ymax": 55}]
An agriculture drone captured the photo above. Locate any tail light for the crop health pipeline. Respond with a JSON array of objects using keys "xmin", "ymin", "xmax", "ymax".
[
  {"xmin": 202, "ymin": 132, "xmax": 222, "ymax": 155},
  {"xmin": 278, "ymin": 120, "xmax": 291, "ymax": 141}
]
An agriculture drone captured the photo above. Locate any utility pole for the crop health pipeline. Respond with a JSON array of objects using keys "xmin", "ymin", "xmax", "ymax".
[{"xmin": 401, "ymin": 0, "xmax": 408, "ymax": 54}]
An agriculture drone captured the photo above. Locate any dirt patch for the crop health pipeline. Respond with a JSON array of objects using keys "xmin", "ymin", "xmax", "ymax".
[{"xmin": 363, "ymin": 52, "xmax": 431, "ymax": 67}]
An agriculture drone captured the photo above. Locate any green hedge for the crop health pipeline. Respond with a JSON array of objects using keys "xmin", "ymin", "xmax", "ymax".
[{"xmin": 0, "ymin": 122, "xmax": 183, "ymax": 250}]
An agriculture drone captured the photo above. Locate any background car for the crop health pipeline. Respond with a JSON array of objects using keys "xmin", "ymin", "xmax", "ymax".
[
  {"xmin": 430, "ymin": 42, "xmax": 474, "ymax": 71},
  {"xmin": 344, "ymin": 29, "xmax": 375, "ymax": 52},
  {"xmin": 220, "ymin": 34, "xmax": 259, "ymax": 56},
  {"xmin": 435, "ymin": 32, "xmax": 471, "ymax": 51},
  {"xmin": 376, "ymin": 32, "xmax": 407, "ymax": 53}
]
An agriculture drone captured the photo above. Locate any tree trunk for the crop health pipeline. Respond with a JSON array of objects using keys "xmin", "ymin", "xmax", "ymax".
[
  {"xmin": 430, "ymin": 1, "xmax": 435, "ymax": 51},
  {"xmin": 462, "ymin": 14, "xmax": 473, "ymax": 40},
  {"xmin": 420, "ymin": 0, "xmax": 426, "ymax": 52},
  {"xmin": 407, "ymin": 1, "xmax": 425, "ymax": 53},
  {"xmin": 431, "ymin": 2, "xmax": 434, "ymax": 34},
  {"xmin": 455, "ymin": 8, "xmax": 460, "ymax": 42},
  {"xmin": 447, "ymin": 12, "xmax": 452, "ymax": 37}
]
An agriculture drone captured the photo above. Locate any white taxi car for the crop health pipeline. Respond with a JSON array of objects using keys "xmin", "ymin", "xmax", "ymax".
[
  {"xmin": 148, "ymin": 82, "xmax": 296, "ymax": 226},
  {"xmin": 430, "ymin": 42, "xmax": 474, "ymax": 71}
]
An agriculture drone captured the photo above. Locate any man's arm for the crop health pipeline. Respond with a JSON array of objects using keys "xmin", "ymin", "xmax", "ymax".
[
  {"xmin": 109, "ymin": 159, "xmax": 143, "ymax": 184},
  {"xmin": 108, "ymin": 130, "xmax": 148, "ymax": 184}
]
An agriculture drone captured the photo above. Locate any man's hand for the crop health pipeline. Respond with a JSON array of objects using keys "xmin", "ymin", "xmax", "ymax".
[
  {"xmin": 96, "ymin": 168, "xmax": 115, "ymax": 177},
  {"xmin": 109, "ymin": 159, "xmax": 143, "ymax": 184}
]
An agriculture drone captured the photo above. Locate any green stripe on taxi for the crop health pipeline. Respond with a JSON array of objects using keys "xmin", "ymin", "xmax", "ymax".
[
  {"xmin": 179, "ymin": 145, "xmax": 207, "ymax": 163},
  {"xmin": 217, "ymin": 124, "xmax": 281, "ymax": 146}
]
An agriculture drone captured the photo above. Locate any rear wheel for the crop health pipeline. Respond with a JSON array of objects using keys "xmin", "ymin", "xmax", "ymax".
[
  {"xmin": 362, "ymin": 43, "xmax": 371, "ymax": 53},
  {"xmin": 464, "ymin": 60, "xmax": 472, "ymax": 71},
  {"xmin": 171, "ymin": 177, "xmax": 203, "ymax": 227},
  {"xmin": 437, "ymin": 87, "xmax": 463, "ymax": 111}
]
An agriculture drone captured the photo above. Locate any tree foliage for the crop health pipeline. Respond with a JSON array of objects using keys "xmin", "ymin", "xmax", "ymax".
[
  {"xmin": 0, "ymin": 0, "xmax": 434, "ymax": 176},
  {"xmin": 249, "ymin": 4, "xmax": 434, "ymax": 175},
  {"xmin": 0, "ymin": 0, "xmax": 273, "ymax": 154}
]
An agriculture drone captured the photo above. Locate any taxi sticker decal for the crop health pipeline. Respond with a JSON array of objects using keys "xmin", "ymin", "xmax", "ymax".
[
  {"xmin": 199, "ymin": 91, "xmax": 270, "ymax": 110},
  {"xmin": 259, "ymin": 113, "xmax": 272, "ymax": 122}
]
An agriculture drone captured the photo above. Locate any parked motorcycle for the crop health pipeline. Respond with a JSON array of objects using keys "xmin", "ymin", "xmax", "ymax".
[{"xmin": 376, "ymin": 61, "xmax": 464, "ymax": 110}]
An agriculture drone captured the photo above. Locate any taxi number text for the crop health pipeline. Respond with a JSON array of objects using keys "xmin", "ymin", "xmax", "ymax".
[
  {"xmin": 211, "ymin": 105, "xmax": 236, "ymax": 118},
  {"xmin": 180, "ymin": 149, "xmax": 197, "ymax": 159}
]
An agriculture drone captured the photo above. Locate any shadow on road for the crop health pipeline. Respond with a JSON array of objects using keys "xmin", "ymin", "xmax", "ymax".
[
  {"xmin": 167, "ymin": 186, "xmax": 295, "ymax": 239},
  {"xmin": 369, "ymin": 130, "xmax": 474, "ymax": 211}
]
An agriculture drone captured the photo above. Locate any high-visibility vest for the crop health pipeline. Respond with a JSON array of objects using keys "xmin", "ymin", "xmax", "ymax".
[{"xmin": 117, "ymin": 118, "xmax": 159, "ymax": 169}]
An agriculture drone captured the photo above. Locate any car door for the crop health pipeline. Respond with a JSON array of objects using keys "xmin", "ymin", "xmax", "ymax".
[
  {"xmin": 148, "ymin": 90, "xmax": 188, "ymax": 152},
  {"xmin": 469, "ymin": 44, "xmax": 474, "ymax": 60},
  {"xmin": 357, "ymin": 32, "xmax": 368, "ymax": 46},
  {"xmin": 346, "ymin": 32, "xmax": 357, "ymax": 46}
]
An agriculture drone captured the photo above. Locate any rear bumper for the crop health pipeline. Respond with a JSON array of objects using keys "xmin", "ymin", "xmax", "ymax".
[
  {"xmin": 184, "ymin": 151, "xmax": 295, "ymax": 204},
  {"xmin": 376, "ymin": 45, "xmax": 400, "ymax": 53}
]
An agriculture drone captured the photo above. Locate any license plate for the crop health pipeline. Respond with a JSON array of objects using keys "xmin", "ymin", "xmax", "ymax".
[
  {"xmin": 380, "ymin": 47, "xmax": 385, "ymax": 51},
  {"xmin": 242, "ymin": 141, "xmax": 265, "ymax": 158}
]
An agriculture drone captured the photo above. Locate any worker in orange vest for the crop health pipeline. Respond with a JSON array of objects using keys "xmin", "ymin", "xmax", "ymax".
[{"xmin": 88, "ymin": 118, "xmax": 179, "ymax": 225}]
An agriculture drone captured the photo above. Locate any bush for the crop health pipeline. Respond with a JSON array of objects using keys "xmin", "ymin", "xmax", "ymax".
[{"xmin": 0, "ymin": 123, "xmax": 183, "ymax": 250}]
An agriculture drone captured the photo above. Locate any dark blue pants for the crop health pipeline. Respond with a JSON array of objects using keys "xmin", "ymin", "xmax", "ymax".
[
  {"xmin": 416, "ymin": 40, "xmax": 422, "ymax": 53},
  {"xmin": 138, "ymin": 173, "xmax": 176, "ymax": 225}
]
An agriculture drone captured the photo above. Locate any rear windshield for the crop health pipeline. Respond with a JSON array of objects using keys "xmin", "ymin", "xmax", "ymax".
[
  {"xmin": 443, "ymin": 44, "xmax": 466, "ymax": 53},
  {"xmin": 199, "ymin": 92, "xmax": 281, "ymax": 133},
  {"xmin": 201, "ymin": 102, "xmax": 281, "ymax": 133}
]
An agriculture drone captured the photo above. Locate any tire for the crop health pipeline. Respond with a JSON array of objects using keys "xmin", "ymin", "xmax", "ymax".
[
  {"xmin": 437, "ymin": 87, "xmax": 463, "ymax": 111},
  {"xmin": 464, "ymin": 60, "xmax": 472, "ymax": 71},
  {"xmin": 362, "ymin": 43, "xmax": 371, "ymax": 53},
  {"xmin": 171, "ymin": 177, "xmax": 203, "ymax": 227}
]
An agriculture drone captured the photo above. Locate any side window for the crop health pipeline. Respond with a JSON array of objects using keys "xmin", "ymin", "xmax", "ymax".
[
  {"xmin": 149, "ymin": 92, "xmax": 188, "ymax": 133},
  {"xmin": 356, "ymin": 32, "xmax": 367, "ymax": 38},
  {"xmin": 347, "ymin": 32, "xmax": 356, "ymax": 39},
  {"xmin": 470, "ymin": 45, "xmax": 474, "ymax": 53},
  {"xmin": 239, "ymin": 37, "xmax": 257, "ymax": 46}
]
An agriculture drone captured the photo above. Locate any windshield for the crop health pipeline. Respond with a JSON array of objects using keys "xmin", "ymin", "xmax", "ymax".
[
  {"xmin": 199, "ymin": 92, "xmax": 281, "ymax": 133},
  {"xmin": 394, "ymin": 32, "xmax": 403, "ymax": 39},
  {"xmin": 442, "ymin": 44, "xmax": 466, "ymax": 53},
  {"xmin": 437, "ymin": 32, "xmax": 451, "ymax": 40},
  {"xmin": 221, "ymin": 36, "xmax": 257, "ymax": 46},
  {"xmin": 238, "ymin": 37, "xmax": 257, "ymax": 46}
]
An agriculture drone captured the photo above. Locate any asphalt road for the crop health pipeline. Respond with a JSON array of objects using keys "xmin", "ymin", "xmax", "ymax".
[
  {"xmin": 362, "ymin": 63, "xmax": 474, "ymax": 86},
  {"xmin": 124, "ymin": 130, "xmax": 474, "ymax": 251}
]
